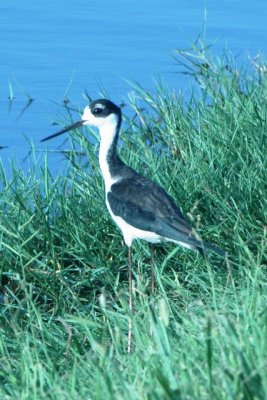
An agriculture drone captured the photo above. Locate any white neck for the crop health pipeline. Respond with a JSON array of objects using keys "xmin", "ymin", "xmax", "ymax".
[{"xmin": 98, "ymin": 119, "xmax": 119, "ymax": 192}]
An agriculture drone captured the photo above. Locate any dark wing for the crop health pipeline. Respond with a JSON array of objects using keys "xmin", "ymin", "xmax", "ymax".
[
  {"xmin": 108, "ymin": 174, "xmax": 193, "ymax": 240},
  {"xmin": 108, "ymin": 174, "xmax": 225, "ymax": 255}
]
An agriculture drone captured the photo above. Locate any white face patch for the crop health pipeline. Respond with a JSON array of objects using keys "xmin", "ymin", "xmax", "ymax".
[
  {"xmin": 81, "ymin": 106, "xmax": 94, "ymax": 125},
  {"xmin": 81, "ymin": 105, "xmax": 119, "ymax": 131}
]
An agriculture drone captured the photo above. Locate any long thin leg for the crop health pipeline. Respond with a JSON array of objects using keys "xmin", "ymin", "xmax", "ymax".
[
  {"xmin": 150, "ymin": 244, "xmax": 155, "ymax": 294},
  {"xmin": 127, "ymin": 246, "xmax": 133, "ymax": 353}
]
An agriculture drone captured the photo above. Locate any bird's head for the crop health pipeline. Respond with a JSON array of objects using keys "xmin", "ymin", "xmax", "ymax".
[{"xmin": 41, "ymin": 99, "xmax": 122, "ymax": 142}]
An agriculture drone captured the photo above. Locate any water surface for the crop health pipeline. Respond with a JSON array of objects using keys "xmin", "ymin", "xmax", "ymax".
[{"xmin": 0, "ymin": 0, "xmax": 266, "ymax": 174}]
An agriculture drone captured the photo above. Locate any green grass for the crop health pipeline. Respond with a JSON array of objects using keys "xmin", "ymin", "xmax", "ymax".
[{"xmin": 0, "ymin": 47, "xmax": 267, "ymax": 399}]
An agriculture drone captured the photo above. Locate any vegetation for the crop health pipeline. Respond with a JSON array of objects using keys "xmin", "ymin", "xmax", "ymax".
[{"xmin": 0, "ymin": 46, "xmax": 266, "ymax": 399}]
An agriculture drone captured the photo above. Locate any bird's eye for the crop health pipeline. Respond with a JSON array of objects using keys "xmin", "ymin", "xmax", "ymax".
[{"xmin": 93, "ymin": 107, "xmax": 103, "ymax": 115}]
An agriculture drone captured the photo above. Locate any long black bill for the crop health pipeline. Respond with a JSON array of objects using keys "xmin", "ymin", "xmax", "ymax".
[{"xmin": 40, "ymin": 120, "xmax": 85, "ymax": 142}]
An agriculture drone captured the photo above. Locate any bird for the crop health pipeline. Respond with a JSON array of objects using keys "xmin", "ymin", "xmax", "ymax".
[{"xmin": 41, "ymin": 98, "xmax": 225, "ymax": 351}]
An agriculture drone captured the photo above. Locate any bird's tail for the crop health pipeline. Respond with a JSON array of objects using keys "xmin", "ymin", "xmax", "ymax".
[
  {"xmin": 196, "ymin": 239, "xmax": 226, "ymax": 256},
  {"xmin": 158, "ymin": 221, "xmax": 226, "ymax": 256}
]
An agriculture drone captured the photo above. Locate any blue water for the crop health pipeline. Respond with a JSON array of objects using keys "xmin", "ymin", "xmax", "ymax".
[{"xmin": 0, "ymin": 0, "xmax": 267, "ymax": 174}]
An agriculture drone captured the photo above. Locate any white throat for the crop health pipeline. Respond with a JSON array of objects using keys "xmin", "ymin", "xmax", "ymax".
[
  {"xmin": 98, "ymin": 114, "xmax": 120, "ymax": 192},
  {"xmin": 81, "ymin": 107, "xmax": 121, "ymax": 193}
]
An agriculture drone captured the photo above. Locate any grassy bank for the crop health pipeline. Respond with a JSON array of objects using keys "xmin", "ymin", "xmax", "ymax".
[{"xmin": 0, "ymin": 49, "xmax": 266, "ymax": 399}]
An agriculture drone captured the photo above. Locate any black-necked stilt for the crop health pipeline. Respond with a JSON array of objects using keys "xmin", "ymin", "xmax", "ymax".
[{"xmin": 41, "ymin": 99, "xmax": 225, "ymax": 350}]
